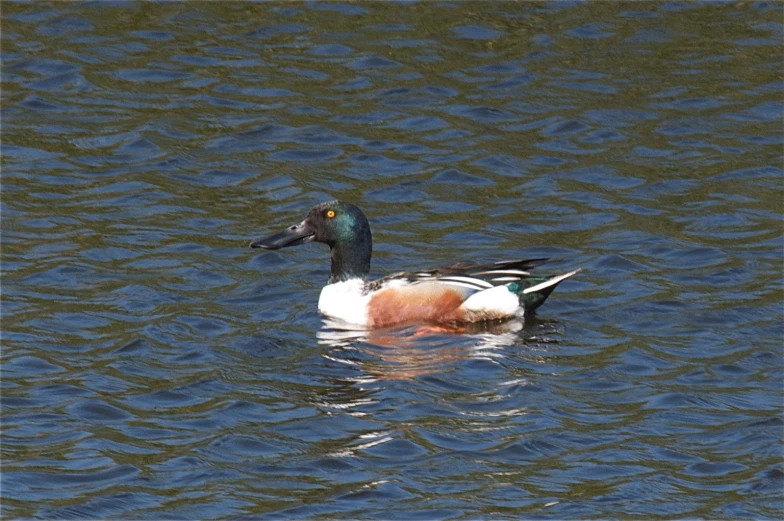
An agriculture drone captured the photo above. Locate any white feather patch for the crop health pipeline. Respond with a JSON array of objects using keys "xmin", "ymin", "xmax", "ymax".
[
  {"xmin": 460, "ymin": 285, "xmax": 520, "ymax": 318},
  {"xmin": 522, "ymin": 269, "xmax": 581, "ymax": 294},
  {"xmin": 472, "ymin": 269, "xmax": 530, "ymax": 276},
  {"xmin": 318, "ymin": 278, "xmax": 370, "ymax": 326},
  {"xmin": 436, "ymin": 275, "xmax": 493, "ymax": 288}
]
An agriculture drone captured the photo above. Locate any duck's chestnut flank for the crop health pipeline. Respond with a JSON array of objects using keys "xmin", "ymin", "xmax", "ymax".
[{"xmin": 367, "ymin": 284, "xmax": 467, "ymax": 328}]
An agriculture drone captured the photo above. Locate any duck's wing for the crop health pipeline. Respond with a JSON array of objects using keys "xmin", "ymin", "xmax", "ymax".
[{"xmin": 367, "ymin": 258, "xmax": 552, "ymax": 292}]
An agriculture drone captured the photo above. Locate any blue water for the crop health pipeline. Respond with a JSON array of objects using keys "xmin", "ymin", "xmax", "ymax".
[{"xmin": 2, "ymin": 2, "xmax": 782, "ymax": 519}]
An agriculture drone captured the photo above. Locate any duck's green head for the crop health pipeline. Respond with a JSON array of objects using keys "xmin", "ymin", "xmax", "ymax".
[{"xmin": 250, "ymin": 200, "xmax": 372, "ymax": 283}]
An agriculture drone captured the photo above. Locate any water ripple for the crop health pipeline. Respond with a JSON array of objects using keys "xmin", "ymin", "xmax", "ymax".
[{"xmin": 2, "ymin": 1, "xmax": 782, "ymax": 519}]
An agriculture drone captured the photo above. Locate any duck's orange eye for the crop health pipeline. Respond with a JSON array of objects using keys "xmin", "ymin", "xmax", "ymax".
[{"xmin": 326, "ymin": 210, "xmax": 336, "ymax": 218}]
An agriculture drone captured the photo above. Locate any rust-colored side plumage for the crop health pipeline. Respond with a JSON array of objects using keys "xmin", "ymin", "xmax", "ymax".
[{"xmin": 367, "ymin": 283, "xmax": 467, "ymax": 327}]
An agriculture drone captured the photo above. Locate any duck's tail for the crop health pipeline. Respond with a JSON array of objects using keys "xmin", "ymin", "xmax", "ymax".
[{"xmin": 510, "ymin": 269, "xmax": 581, "ymax": 314}]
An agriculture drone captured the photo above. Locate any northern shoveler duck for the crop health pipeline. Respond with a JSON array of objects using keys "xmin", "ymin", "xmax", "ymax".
[{"xmin": 250, "ymin": 200, "xmax": 579, "ymax": 328}]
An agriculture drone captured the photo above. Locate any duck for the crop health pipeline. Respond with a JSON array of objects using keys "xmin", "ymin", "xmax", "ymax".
[{"xmin": 250, "ymin": 200, "xmax": 580, "ymax": 329}]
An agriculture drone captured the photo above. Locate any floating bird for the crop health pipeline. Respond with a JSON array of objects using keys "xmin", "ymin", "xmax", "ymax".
[{"xmin": 250, "ymin": 200, "xmax": 579, "ymax": 328}]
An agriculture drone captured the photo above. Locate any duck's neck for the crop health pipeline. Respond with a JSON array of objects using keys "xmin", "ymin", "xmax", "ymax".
[{"xmin": 328, "ymin": 237, "xmax": 371, "ymax": 284}]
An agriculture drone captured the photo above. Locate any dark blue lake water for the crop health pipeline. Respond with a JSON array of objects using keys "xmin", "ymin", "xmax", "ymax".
[{"xmin": 2, "ymin": 1, "xmax": 782, "ymax": 519}]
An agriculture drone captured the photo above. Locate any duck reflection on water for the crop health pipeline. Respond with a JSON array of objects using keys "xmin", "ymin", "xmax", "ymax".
[{"xmin": 317, "ymin": 317, "xmax": 558, "ymax": 381}]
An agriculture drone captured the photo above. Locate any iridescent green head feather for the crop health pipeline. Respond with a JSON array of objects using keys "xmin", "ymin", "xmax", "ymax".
[{"xmin": 305, "ymin": 200, "xmax": 372, "ymax": 283}]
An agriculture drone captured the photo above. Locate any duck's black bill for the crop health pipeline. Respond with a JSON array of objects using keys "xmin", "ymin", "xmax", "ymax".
[{"xmin": 250, "ymin": 221, "xmax": 315, "ymax": 250}]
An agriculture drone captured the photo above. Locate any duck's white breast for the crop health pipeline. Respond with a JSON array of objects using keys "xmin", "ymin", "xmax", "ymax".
[{"xmin": 318, "ymin": 279, "xmax": 370, "ymax": 326}]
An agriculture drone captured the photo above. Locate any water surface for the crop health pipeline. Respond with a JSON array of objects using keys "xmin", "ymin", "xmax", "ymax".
[{"xmin": 2, "ymin": 1, "xmax": 782, "ymax": 519}]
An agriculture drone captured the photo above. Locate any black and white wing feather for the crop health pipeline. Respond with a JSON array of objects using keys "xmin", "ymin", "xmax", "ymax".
[{"xmin": 367, "ymin": 258, "xmax": 551, "ymax": 292}]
